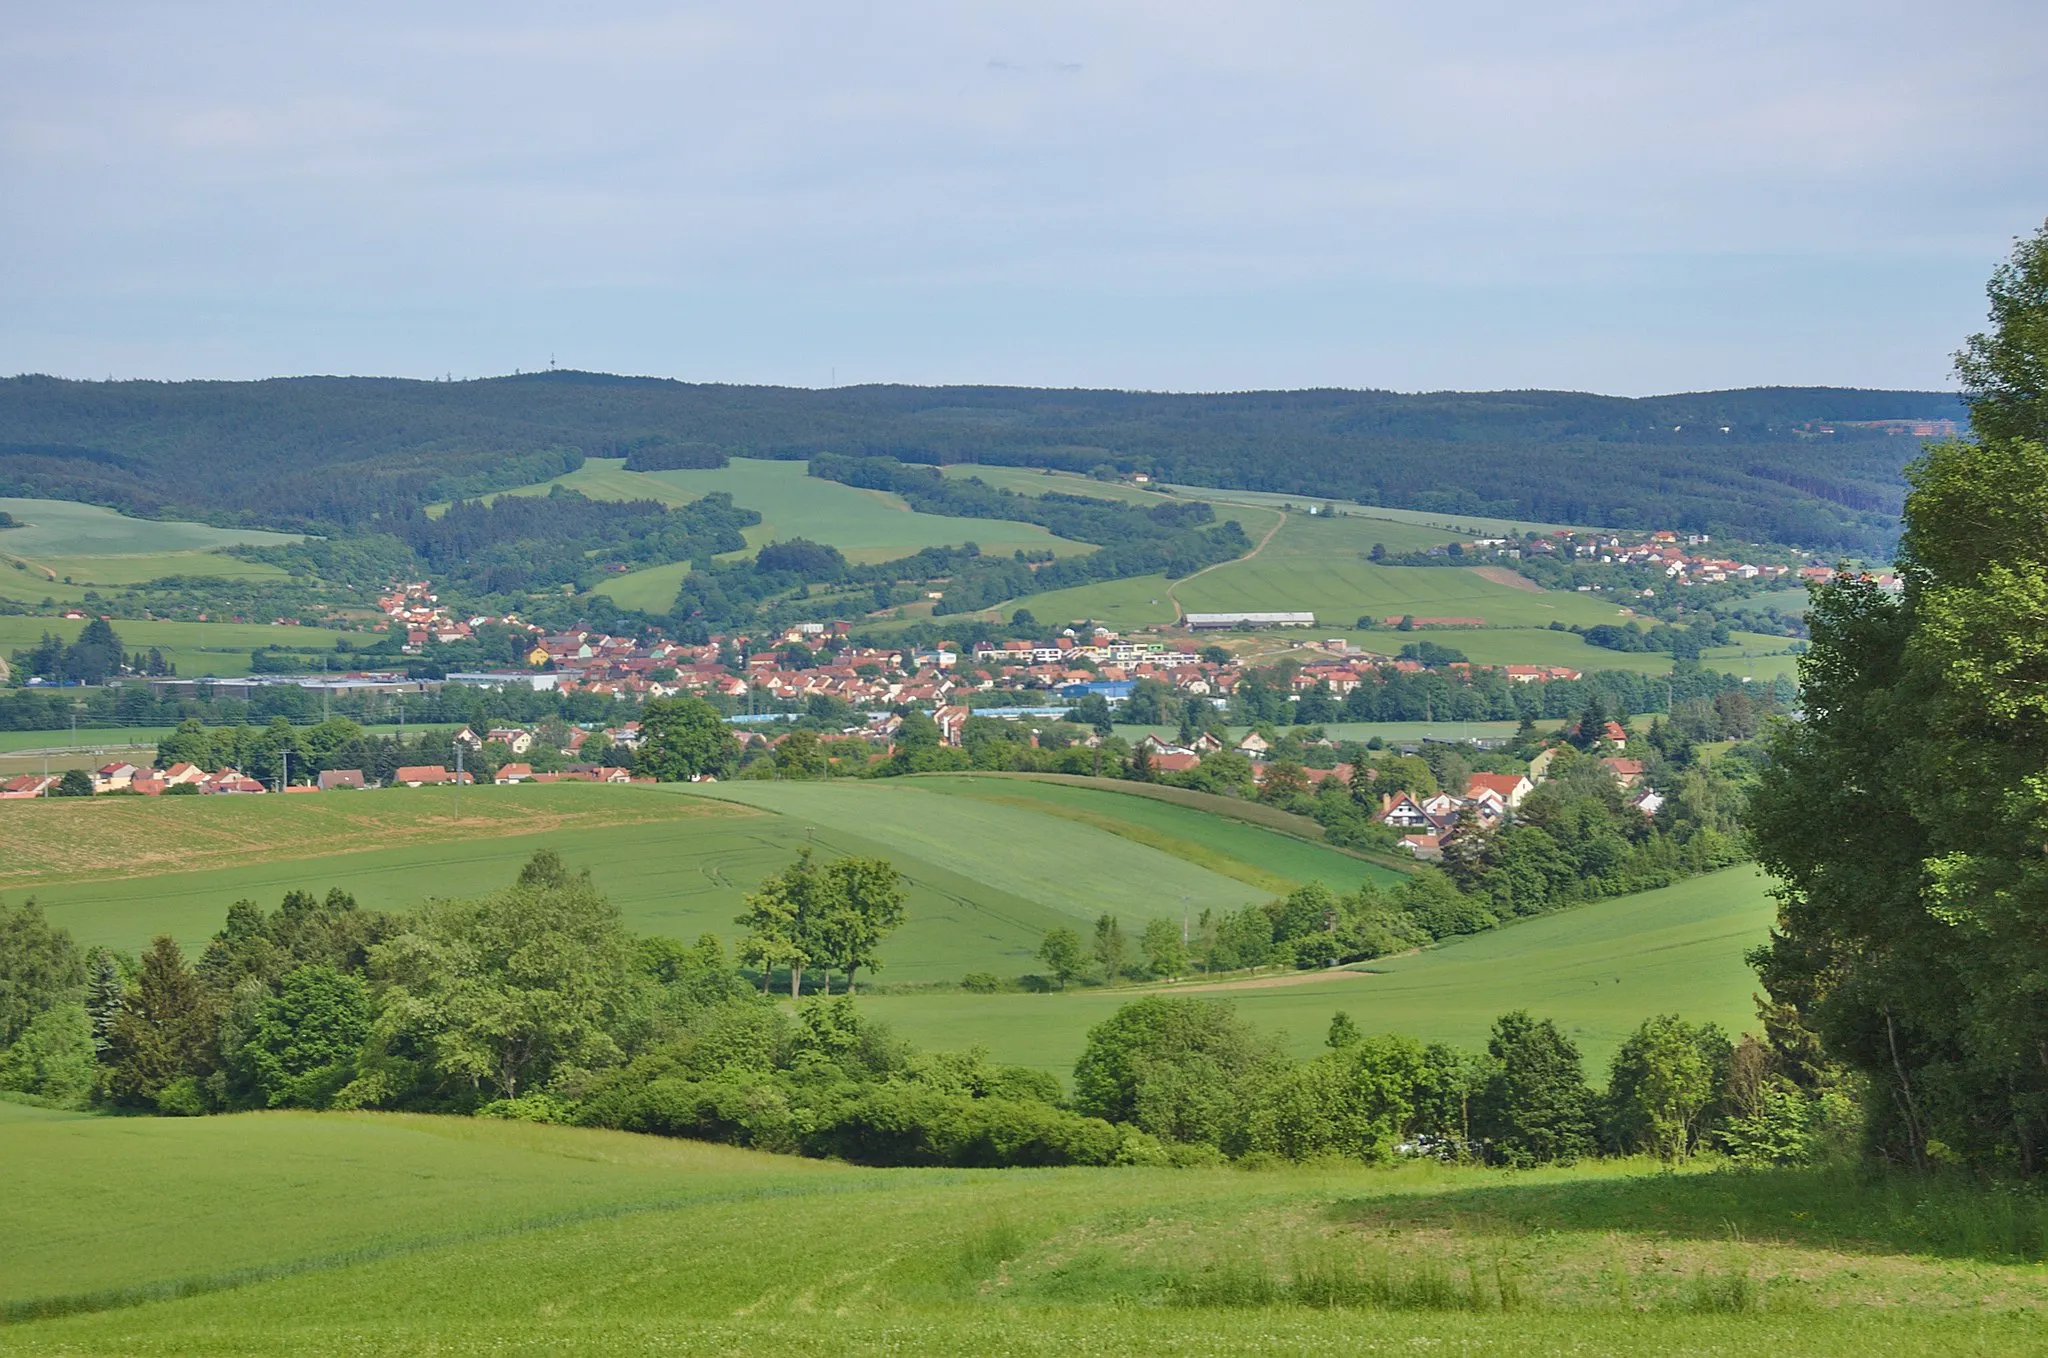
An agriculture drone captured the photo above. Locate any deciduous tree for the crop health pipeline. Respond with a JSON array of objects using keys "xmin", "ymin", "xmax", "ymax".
[{"xmin": 636, "ymin": 696, "xmax": 738, "ymax": 782}]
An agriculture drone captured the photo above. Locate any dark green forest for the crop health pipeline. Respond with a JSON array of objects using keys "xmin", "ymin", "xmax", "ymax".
[{"xmin": 0, "ymin": 374, "xmax": 1960, "ymax": 552}]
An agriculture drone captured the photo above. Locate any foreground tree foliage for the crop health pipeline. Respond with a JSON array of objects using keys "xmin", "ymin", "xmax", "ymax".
[
  {"xmin": 1751, "ymin": 220, "xmax": 2048, "ymax": 1172},
  {"xmin": 0, "ymin": 851, "xmax": 1847, "ymax": 1168}
]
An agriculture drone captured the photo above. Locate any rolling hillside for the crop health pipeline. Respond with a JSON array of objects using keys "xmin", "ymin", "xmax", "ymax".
[
  {"xmin": 0, "ymin": 373, "xmax": 1958, "ymax": 552},
  {"xmin": 1, "ymin": 1099, "xmax": 2033, "ymax": 1353},
  {"xmin": 863, "ymin": 867, "xmax": 1776, "ymax": 1073},
  {"xmin": 7, "ymin": 780, "xmax": 1776, "ymax": 1071},
  {"xmin": 9, "ymin": 778, "xmax": 1396, "ymax": 988}
]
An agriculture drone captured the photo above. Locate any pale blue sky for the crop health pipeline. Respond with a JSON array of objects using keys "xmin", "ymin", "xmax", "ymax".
[{"xmin": 3, "ymin": 2, "xmax": 2042, "ymax": 393}]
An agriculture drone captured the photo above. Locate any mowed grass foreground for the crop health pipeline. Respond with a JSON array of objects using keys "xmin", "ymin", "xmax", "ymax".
[{"xmin": 0, "ymin": 1101, "xmax": 2038, "ymax": 1356}]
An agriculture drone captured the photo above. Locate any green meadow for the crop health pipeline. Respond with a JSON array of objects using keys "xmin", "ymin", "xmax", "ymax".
[
  {"xmin": 7, "ymin": 779, "xmax": 1777, "ymax": 1072},
  {"xmin": 467, "ymin": 457, "xmax": 1090, "ymax": 612},
  {"xmin": 0, "ymin": 497, "xmax": 300, "ymax": 560},
  {"xmin": 0, "ymin": 617, "xmax": 356, "ymax": 678},
  {"xmin": 0, "ymin": 497, "xmax": 302, "ymax": 610},
  {"xmin": 939, "ymin": 464, "xmax": 1580, "ymax": 537},
  {"xmin": 1172, "ymin": 514, "xmax": 1628, "ymax": 628},
  {"xmin": 862, "ymin": 866, "xmax": 1776, "ymax": 1073},
  {"xmin": 961, "ymin": 512, "xmax": 1641, "ymax": 651},
  {"xmin": 2, "ymin": 1100, "xmax": 2036, "ymax": 1355},
  {"xmin": 7, "ymin": 776, "xmax": 1405, "ymax": 990}
]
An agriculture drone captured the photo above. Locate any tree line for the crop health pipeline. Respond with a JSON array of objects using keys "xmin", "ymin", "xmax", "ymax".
[
  {"xmin": 0, "ymin": 372, "xmax": 1957, "ymax": 553},
  {"xmin": 0, "ymin": 864, "xmax": 1850, "ymax": 1171}
]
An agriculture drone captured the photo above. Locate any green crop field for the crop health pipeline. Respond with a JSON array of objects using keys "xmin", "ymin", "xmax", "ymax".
[
  {"xmin": 578, "ymin": 457, "xmax": 1096, "ymax": 611},
  {"xmin": 907, "ymin": 774, "xmax": 1404, "ymax": 894},
  {"xmin": 9, "ymin": 776, "xmax": 1407, "ymax": 986},
  {"xmin": 942, "ymin": 463, "xmax": 1169, "ymax": 505},
  {"xmin": 961, "ymin": 514, "xmax": 1639, "ymax": 653},
  {"xmin": 1162, "ymin": 483, "xmax": 1584, "ymax": 536},
  {"xmin": 0, "ymin": 498, "xmax": 302, "ymax": 610},
  {"xmin": 1173, "ymin": 517, "xmax": 1628, "ymax": 630},
  {"xmin": 0, "ymin": 498, "xmax": 301, "ymax": 559},
  {"xmin": 0, "ymin": 617, "xmax": 356, "ymax": 678},
  {"xmin": 4, "ymin": 784, "xmax": 1072, "ymax": 984},
  {"xmin": 862, "ymin": 867, "xmax": 1776, "ymax": 1073},
  {"xmin": 479, "ymin": 455, "xmax": 1086, "ymax": 570},
  {"xmin": 677, "ymin": 779, "xmax": 1275, "ymax": 927},
  {"xmin": 939, "ymin": 464, "xmax": 1583, "ymax": 538},
  {"xmin": 2, "ymin": 1100, "xmax": 2034, "ymax": 1355}
]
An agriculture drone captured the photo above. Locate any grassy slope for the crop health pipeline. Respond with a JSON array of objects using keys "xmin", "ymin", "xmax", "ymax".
[
  {"xmin": 8, "ymin": 785, "xmax": 1077, "ymax": 983},
  {"xmin": 0, "ymin": 617, "xmax": 357, "ymax": 678},
  {"xmin": 469, "ymin": 458, "xmax": 1092, "ymax": 611},
  {"xmin": 0, "ymin": 498, "xmax": 300, "ymax": 558},
  {"xmin": 0, "ymin": 497, "xmax": 301, "ymax": 610},
  {"xmin": 10, "ymin": 782, "xmax": 1771, "ymax": 1059},
  {"xmin": 941, "ymin": 464, "xmax": 1580, "ymax": 536},
  {"xmin": 671, "ymin": 779, "xmax": 1269, "ymax": 926},
  {"xmin": 1174, "ymin": 514, "xmax": 1630, "ymax": 629},
  {"xmin": 912, "ymin": 774, "xmax": 1405, "ymax": 891},
  {"xmin": 11, "ymin": 777, "xmax": 1409, "ymax": 985},
  {"xmin": 0, "ymin": 1103, "xmax": 2033, "ymax": 1354},
  {"xmin": 862, "ymin": 867, "xmax": 1777, "ymax": 1073},
  {"xmin": 962, "ymin": 512, "xmax": 1640, "ymax": 648}
]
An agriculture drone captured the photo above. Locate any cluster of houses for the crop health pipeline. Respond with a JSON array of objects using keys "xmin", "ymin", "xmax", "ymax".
[
  {"xmin": 381, "ymin": 581, "xmax": 498, "ymax": 650},
  {"xmin": 1, "ymin": 763, "xmax": 266, "ymax": 797},
  {"xmin": 0, "ymin": 717, "xmax": 656, "ymax": 797},
  {"xmin": 1132, "ymin": 717, "xmax": 1663, "ymax": 860}
]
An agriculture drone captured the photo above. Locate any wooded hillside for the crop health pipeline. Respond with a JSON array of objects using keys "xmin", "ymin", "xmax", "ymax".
[{"xmin": 0, "ymin": 373, "xmax": 1961, "ymax": 551}]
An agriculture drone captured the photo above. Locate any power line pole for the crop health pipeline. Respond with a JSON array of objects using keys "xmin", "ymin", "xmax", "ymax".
[{"xmin": 453, "ymin": 744, "xmax": 463, "ymax": 821}]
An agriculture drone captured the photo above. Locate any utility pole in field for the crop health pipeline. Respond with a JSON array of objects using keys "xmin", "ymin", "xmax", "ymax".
[{"xmin": 453, "ymin": 745, "xmax": 463, "ymax": 821}]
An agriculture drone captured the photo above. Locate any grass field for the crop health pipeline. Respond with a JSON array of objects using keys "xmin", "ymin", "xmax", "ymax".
[
  {"xmin": 1173, "ymin": 515, "xmax": 1629, "ymax": 629},
  {"xmin": 1160, "ymin": 482, "xmax": 1584, "ymax": 537},
  {"xmin": 0, "ymin": 617, "xmax": 357, "ymax": 678},
  {"xmin": 0, "ymin": 497, "xmax": 302, "ymax": 610},
  {"xmin": 0, "ymin": 498, "xmax": 300, "ymax": 560},
  {"xmin": 7, "ymin": 776, "xmax": 1407, "ymax": 987},
  {"xmin": 472, "ymin": 456, "xmax": 1087, "ymax": 586},
  {"xmin": 907, "ymin": 774, "xmax": 1404, "ymax": 893},
  {"xmin": 938, "ymin": 465, "xmax": 1581, "ymax": 538},
  {"xmin": 675, "ymin": 779, "xmax": 1275, "ymax": 927},
  {"xmin": 5, "ymin": 784, "xmax": 1077, "ymax": 983},
  {"xmin": 2, "ymin": 1101, "xmax": 2036, "ymax": 1354},
  {"xmin": 862, "ymin": 867, "xmax": 1777, "ymax": 1073},
  {"xmin": 958, "ymin": 513, "xmax": 1638, "ymax": 646}
]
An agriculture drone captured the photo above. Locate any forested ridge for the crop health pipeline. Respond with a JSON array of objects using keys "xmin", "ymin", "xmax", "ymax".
[{"xmin": 0, "ymin": 373, "xmax": 1960, "ymax": 552}]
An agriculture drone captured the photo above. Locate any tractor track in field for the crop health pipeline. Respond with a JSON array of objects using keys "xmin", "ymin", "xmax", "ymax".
[{"xmin": 1167, "ymin": 508, "xmax": 1286, "ymax": 622}]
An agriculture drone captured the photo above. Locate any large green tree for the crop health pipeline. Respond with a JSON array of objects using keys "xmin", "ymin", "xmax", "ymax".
[
  {"xmin": 1751, "ymin": 220, "xmax": 2048, "ymax": 1171},
  {"xmin": 1071, "ymin": 996, "xmax": 1286, "ymax": 1151},
  {"xmin": 1472, "ymin": 1010, "xmax": 1596, "ymax": 1166},
  {"xmin": 635, "ymin": 697, "xmax": 738, "ymax": 782},
  {"xmin": 103, "ymin": 936, "xmax": 217, "ymax": 1109},
  {"xmin": 363, "ymin": 852, "xmax": 633, "ymax": 1103},
  {"xmin": 735, "ymin": 848, "xmax": 825, "ymax": 997},
  {"xmin": 0, "ymin": 900, "xmax": 85, "ymax": 1048},
  {"xmin": 239, "ymin": 965, "xmax": 373, "ymax": 1108},
  {"xmin": 814, "ymin": 856, "xmax": 906, "ymax": 995}
]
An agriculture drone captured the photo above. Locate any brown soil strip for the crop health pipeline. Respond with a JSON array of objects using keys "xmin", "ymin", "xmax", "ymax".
[{"xmin": 1469, "ymin": 565, "xmax": 1546, "ymax": 593}]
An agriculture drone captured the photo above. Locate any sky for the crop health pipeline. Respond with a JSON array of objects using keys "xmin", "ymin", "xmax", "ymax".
[{"xmin": 2, "ymin": 2, "xmax": 2043, "ymax": 395}]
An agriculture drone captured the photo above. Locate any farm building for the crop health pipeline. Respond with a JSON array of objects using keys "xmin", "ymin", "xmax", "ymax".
[{"xmin": 1183, "ymin": 611, "xmax": 1316, "ymax": 629}]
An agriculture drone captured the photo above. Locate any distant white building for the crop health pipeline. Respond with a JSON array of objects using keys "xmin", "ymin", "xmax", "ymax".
[{"xmin": 1183, "ymin": 612, "xmax": 1316, "ymax": 629}]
